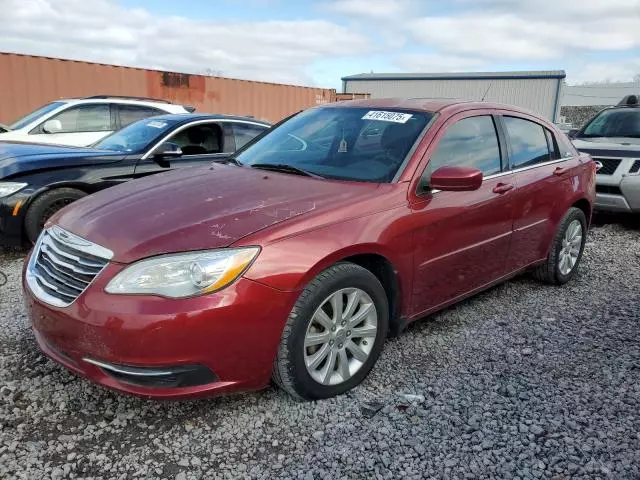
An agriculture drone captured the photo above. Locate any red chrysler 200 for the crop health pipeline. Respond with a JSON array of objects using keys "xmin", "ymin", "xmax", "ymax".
[{"xmin": 23, "ymin": 99, "xmax": 596, "ymax": 400}]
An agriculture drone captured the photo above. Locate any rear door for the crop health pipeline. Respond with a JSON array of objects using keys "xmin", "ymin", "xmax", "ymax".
[
  {"xmin": 115, "ymin": 104, "xmax": 165, "ymax": 129},
  {"xmin": 497, "ymin": 113, "xmax": 582, "ymax": 270},
  {"xmin": 411, "ymin": 112, "xmax": 517, "ymax": 314}
]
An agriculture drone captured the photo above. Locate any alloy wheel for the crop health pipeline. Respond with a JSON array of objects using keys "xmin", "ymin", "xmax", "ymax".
[
  {"xmin": 558, "ymin": 219, "xmax": 583, "ymax": 275},
  {"xmin": 304, "ymin": 288, "xmax": 378, "ymax": 386}
]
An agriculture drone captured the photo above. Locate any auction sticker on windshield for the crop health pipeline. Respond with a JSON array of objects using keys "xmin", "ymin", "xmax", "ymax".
[
  {"xmin": 362, "ymin": 111, "xmax": 413, "ymax": 123},
  {"xmin": 147, "ymin": 120, "xmax": 168, "ymax": 129}
]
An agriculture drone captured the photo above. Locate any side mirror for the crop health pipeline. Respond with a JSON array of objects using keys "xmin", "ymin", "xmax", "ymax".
[
  {"xmin": 568, "ymin": 129, "xmax": 579, "ymax": 139},
  {"xmin": 154, "ymin": 142, "xmax": 183, "ymax": 158},
  {"xmin": 42, "ymin": 119, "xmax": 62, "ymax": 134},
  {"xmin": 429, "ymin": 166, "xmax": 483, "ymax": 192}
]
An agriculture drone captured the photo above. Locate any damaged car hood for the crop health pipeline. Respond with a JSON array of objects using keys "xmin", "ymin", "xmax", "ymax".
[{"xmin": 54, "ymin": 163, "xmax": 380, "ymax": 263}]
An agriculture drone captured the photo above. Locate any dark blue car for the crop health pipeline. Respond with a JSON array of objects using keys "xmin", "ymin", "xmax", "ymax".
[{"xmin": 0, "ymin": 114, "xmax": 270, "ymax": 246}]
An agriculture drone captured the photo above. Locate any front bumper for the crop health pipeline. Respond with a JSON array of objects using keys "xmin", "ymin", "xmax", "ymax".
[
  {"xmin": 595, "ymin": 175, "xmax": 640, "ymax": 213},
  {"xmin": 24, "ymin": 259, "xmax": 298, "ymax": 399}
]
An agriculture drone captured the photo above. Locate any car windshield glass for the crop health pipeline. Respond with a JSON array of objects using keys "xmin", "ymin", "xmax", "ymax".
[
  {"xmin": 9, "ymin": 101, "xmax": 66, "ymax": 130},
  {"xmin": 95, "ymin": 118, "xmax": 179, "ymax": 152},
  {"xmin": 581, "ymin": 109, "xmax": 640, "ymax": 138},
  {"xmin": 235, "ymin": 107, "xmax": 433, "ymax": 182}
]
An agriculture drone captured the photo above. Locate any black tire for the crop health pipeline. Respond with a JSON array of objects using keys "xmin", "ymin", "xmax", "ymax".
[
  {"xmin": 24, "ymin": 188, "xmax": 87, "ymax": 244},
  {"xmin": 273, "ymin": 263, "xmax": 389, "ymax": 401},
  {"xmin": 532, "ymin": 207, "xmax": 587, "ymax": 285}
]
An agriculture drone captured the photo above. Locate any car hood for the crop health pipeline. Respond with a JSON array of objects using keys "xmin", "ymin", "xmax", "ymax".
[
  {"xmin": 573, "ymin": 138, "xmax": 640, "ymax": 157},
  {"xmin": 0, "ymin": 141, "xmax": 123, "ymax": 178},
  {"xmin": 54, "ymin": 164, "xmax": 381, "ymax": 263}
]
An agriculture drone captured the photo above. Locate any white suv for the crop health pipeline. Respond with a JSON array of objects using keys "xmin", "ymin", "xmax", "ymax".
[{"xmin": 0, "ymin": 96, "xmax": 194, "ymax": 147}]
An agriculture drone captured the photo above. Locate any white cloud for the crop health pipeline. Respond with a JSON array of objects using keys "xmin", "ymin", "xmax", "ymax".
[
  {"xmin": 322, "ymin": 0, "xmax": 412, "ymax": 18},
  {"xmin": 567, "ymin": 58, "xmax": 640, "ymax": 84},
  {"xmin": 0, "ymin": 0, "xmax": 371, "ymax": 85}
]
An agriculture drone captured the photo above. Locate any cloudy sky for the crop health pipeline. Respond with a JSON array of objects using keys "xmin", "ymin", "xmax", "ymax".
[{"xmin": 1, "ymin": 0, "xmax": 639, "ymax": 88}]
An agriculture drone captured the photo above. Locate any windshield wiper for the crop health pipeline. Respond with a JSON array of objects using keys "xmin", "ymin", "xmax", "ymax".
[
  {"xmin": 250, "ymin": 163, "xmax": 323, "ymax": 178},
  {"xmin": 212, "ymin": 156, "xmax": 243, "ymax": 166}
]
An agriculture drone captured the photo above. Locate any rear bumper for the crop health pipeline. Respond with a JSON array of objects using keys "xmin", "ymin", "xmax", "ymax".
[{"xmin": 595, "ymin": 176, "xmax": 640, "ymax": 213}]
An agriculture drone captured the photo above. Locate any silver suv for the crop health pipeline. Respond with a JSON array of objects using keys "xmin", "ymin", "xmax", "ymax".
[{"xmin": 571, "ymin": 95, "xmax": 640, "ymax": 213}]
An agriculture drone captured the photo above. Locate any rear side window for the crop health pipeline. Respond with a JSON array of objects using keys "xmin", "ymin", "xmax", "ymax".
[
  {"xmin": 232, "ymin": 123, "xmax": 268, "ymax": 149},
  {"xmin": 504, "ymin": 116, "xmax": 550, "ymax": 168},
  {"xmin": 429, "ymin": 115, "xmax": 502, "ymax": 176},
  {"xmin": 45, "ymin": 104, "xmax": 112, "ymax": 133},
  {"xmin": 117, "ymin": 105, "xmax": 163, "ymax": 127}
]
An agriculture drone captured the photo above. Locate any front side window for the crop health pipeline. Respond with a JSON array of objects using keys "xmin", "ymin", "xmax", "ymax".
[
  {"xmin": 235, "ymin": 107, "xmax": 433, "ymax": 182},
  {"xmin": 95, "ymin": 117, "xmax": 179, "ymax": 152},
  {"xmin": 580, "ymin": 108, "xmax": 640, "ymax": 138},
  {"xmin": 117, "ymin": 105, "xmax": 163, "ymax": 128},
  {"xmin": 232, "ymin": 123, "xmax": 268, "ymax": 149},
  {"xmin": 167, "ymin": 123, "xmax": 223, "ymax": 155},
  {"xmin": 428, "ymin": 116, "xmax": 502, "ymax": 176},
  {"xmin": 10, "ymin": 101, "xmax": 66, "ymax": 130},
  {"xmin": 503, "ymin": 116, "xmax": 550, "ymax": 169},
  {"xmin": 44, "ymin": 104, "xmax": 112, "ymax": 133}
]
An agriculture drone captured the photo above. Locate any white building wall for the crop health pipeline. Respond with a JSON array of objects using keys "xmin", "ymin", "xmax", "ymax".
[
  {"xmin": 344, "ymin": 78, "xmax": 562, "ymax": 120},
  {"xmin": 562, "ymin": 82, "xmax": 640, "ymax": 106}
]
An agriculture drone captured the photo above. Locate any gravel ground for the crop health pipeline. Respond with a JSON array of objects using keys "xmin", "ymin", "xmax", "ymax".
[{"xmin": 1, "ymin": 221, "xmax": 639, "ymax": 480}]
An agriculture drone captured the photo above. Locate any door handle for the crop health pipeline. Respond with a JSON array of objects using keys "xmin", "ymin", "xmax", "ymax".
[
  {"xmin": 493, "ymin": 183, "xmax": 514, "ymax": 194},
  {"xmin": 553, "ymin": 166, "xmax": 569, "ymax": 176}
]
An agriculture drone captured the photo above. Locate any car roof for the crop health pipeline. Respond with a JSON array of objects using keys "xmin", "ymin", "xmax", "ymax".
[
  {"xmin": 325, "ymin": 97, "xmax": 539, "ymax": 116},
  {"xmin": 141, "ymin": 113, "xmax": 271, "ymax": 125}
]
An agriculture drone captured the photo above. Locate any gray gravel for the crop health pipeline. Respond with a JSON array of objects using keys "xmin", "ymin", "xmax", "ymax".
[{"xmin": 1, "ymin": 222, "xmax": 639, "ymax": 479}]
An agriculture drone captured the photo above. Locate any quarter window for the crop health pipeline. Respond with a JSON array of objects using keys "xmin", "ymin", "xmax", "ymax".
[
  {"xmin": 504, "ymin": 116, "xmax": 551, "ymax": 168},
  {"xmin": 429, "ymin": 116, "xmax": 502, "ymax": 176},
  {"xmin": 44, "ymin": 104, "xmax": 112, "ymax": 133}
]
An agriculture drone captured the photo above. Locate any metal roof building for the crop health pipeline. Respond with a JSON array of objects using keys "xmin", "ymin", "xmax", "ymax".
[{"xmin": 342, "ymin": 70, "xmax": 566, "ymax": 121}]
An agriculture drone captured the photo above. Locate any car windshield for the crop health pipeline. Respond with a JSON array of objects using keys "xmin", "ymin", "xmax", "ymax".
[
  {"xmin": 234, "ymin": 107, "xmax": 433, "ymax": 182},
  {"xmin": 9, "ymin": 101, "xmax": 66, "ymax": 130},
  {"xmin": 95, "ymin": 118, "xmax": 179, "ymax": 152},
  {"xmin": 581, "ymin": 108, "xmax": 640, "ymax": 138}
]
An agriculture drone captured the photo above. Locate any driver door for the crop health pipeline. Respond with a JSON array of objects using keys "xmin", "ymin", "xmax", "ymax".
[{"xmin": 411, "ymin": 112, "xmax": 517, "ymax": 315}]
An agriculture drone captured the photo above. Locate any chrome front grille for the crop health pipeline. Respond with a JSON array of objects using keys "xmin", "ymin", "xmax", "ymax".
[{"xmin": 26, "ymin": 226, "xmax": 113, "ymax": 307}]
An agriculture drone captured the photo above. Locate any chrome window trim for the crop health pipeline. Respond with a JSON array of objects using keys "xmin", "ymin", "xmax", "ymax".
[
  {"xmin": 26, "ymin": 227, "xmax": 112, "ymax": 308},
  {"xmin": 141, "ymin": 119, "xmax": 269, "ymax": 160}
]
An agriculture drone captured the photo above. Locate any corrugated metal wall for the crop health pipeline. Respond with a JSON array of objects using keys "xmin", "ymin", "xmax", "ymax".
[
  {"xmin": 344, "ymin": 78, "xmax": 562, "ymax": 120},
  {"xmin": 0, "ymin": 53, "xmax": 336, "ymax": 125}
]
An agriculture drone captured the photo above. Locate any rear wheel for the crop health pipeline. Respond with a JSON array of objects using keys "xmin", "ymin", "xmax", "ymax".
[
  {"xmin": 24, "ymin": 188, "xmax": 87, "ymax": 244},
  {"xmin": 533, "ymin": 207, "xmax": 587, "ymax": 284},
  {"xmin": 273, "ymin": 263, "xmax": 389, "ymax": 400}
]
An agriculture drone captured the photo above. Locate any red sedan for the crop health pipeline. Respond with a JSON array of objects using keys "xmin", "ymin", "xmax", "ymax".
[{"xmin": 23, "ymin": 99, "xmax": 596, "ymax": 400}]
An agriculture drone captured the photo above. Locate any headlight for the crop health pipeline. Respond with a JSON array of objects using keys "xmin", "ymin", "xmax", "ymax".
[
  {"xmin": 0, "ymin": 182, "xmax": 28, "ymax": 198},
  {"xmin": 105, "ymin": 247, "xmax": 260, "ymax": 298}
]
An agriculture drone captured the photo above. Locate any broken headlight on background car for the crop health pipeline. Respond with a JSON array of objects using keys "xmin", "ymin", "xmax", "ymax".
[{"xmin": 105, "ymin": 247, "xmax": 259, "ymax": 298}]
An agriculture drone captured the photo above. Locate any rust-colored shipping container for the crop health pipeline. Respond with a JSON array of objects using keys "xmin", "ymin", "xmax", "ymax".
[
  {"xmin": 336, "ymin": 92, "xmax": 371, "ymax": 101},
  {"xmin": 0, "ymin": 53, "xmax": 337, "ymax": 125}
]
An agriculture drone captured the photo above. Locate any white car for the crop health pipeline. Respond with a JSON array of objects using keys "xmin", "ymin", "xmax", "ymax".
[{"xmin": 0, "ymin": 96, "xmax": 194, "ymax": 147}]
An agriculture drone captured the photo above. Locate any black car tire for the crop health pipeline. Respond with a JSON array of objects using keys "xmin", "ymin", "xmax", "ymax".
[
  {"xmin": 532, "ymin": 207, "xmax": 587, "ymax": 285},
  {"xmin": 24, "ymin": 188, "xmax": 87, "ymax": 244},
  {"xmin": 273, "ymin": 262, "xmax": 389, "ymax": 401}
]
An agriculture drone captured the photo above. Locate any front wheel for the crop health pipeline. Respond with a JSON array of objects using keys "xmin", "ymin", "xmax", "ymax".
[
  {"xmin": 533, "ymin": 207, "xmax": 587, "ymax": 284},
  {"xmin": 273, "ymin": 263, "xmax": 389, "ymax": 400},
  {"xmin": 24, "ymin": 188, "xmax": 87, "ymax": 244}
]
